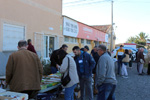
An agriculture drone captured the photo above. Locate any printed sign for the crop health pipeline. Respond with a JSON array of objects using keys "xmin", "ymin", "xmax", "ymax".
[{"xmin": 63, "ymin": 17, "xmax": 108, "ymax": 42}]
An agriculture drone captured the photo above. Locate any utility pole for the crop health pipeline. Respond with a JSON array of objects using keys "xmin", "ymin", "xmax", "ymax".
[{"xmin": 110, "ymin": 0, "xmax": 114, "ymax": 51}]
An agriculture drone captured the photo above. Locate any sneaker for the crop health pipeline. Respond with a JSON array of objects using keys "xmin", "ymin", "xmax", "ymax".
[{"xmin": 122, "ymin": 76, "xmax": 128, "ymax": 78}]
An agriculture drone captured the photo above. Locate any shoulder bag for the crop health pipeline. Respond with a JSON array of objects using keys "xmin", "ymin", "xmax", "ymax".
[{"xmin": 61, "ymin": 57, "xmax": 71, "ymax": 86}]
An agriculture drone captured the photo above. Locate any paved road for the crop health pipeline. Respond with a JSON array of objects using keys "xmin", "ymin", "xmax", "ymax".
[
  {"xmin": 55, "ymin": 63, "xmax": 150, "ymax": 100},
  {"xmin": 115, "ymin": 63, "xmax": 150, "ymax": 100}
]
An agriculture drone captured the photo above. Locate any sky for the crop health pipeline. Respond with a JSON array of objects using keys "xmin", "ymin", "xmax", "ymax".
[{"xmin": 63, "ymin": 0, "xmax": 150, "ymax": 44}]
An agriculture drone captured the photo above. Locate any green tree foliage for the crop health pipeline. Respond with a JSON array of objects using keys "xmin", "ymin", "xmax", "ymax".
[{"xmin": 126, "ymin": 32, "xmax": 149, "ymax": 46}]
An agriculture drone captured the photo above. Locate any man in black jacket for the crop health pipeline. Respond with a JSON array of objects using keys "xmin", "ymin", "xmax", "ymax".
[{"xmin": 50, "ymin": 44, "xmax": 68, "ymax": 73}]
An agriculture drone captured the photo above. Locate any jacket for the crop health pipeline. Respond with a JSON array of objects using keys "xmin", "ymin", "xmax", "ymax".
[
  {"xmin": 137, "ymin": 52, "xmax": 145, "ymax": 63},
  {"xmin": 50, "ymin": 49, "xmax": 61, "ymax": 67},
  {"xmin": 27, "ymin": 43, "xmax": 37, "ymax": 54},
  {"xmin": 6, "ymin": 48, "xmax": 43, "ymax": 92},
  {"xmin": 116, "ymin": 49, "xmax": 125, "ymax": 59},
  {"xmin": 92, "ymin": 51, "xmax": 100, "ymax": 74},
  {"xmin": 96, "ymin": 52, "xmax": 117, "ymax": 86},
  {"xmin": 74, "ymin": 51, "xmax": 96, "ymax": 78},
  {"xmin": 59, "ymin": 54, "xmax": 79, "ymax": 88}
]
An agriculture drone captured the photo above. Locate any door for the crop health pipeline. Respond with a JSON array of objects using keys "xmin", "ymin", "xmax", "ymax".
[{"xmin": 44, "ymin": 36, "xmax": 55, "ymax": 59}]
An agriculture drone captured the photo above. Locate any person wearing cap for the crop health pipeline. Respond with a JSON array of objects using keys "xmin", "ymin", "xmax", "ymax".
[
  {"xmin": 50, "ymin": 44, "xmax": 68, "ymax": 74},
  {"xmin": 116, "ymin": 45, "xmax": 125, "ymax": 75},
  {"xmin": 84, "ymin": 45, "xmax": 89, "ymax": 52}
]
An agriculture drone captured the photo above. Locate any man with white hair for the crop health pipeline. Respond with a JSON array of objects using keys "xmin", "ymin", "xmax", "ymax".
[
  {"xmin": 137, "ymin": 48, "xmax": 145, "ymax": 75},
  {"xmin": 96, "ymin": 44, "xmax": 117, "ymax": 100}
]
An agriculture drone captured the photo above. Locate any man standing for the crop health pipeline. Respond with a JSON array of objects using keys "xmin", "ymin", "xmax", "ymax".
[
  {"xmin": 116, "ymin": 45, "xmax": 125, "ymax": 75},
  {"xmin": 91, "ymin": 46, "xmax": 99, "ymax": 95},
  {"xmin": 137, "ymin": 48, "xmax": 145, "ymax": 75},
  {"xmin": 27, "ymin": 39, "xmax": 37, "ymax": 54},
  {"xmin": 72, "ymin": 46, "xmax": 96, "ymax": 100},
  {"xmin": 96, "ymin": 45, "xmax": 117, "ymax": 100},
  {"xmin": 50, "ymin": 44, "xmax": 68, "ymax": 73},
  {"xmin": 6, "ymin": 40, "xmax": 43, "ymax": 99}
]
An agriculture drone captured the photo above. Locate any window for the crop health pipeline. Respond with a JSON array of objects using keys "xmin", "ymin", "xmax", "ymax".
[
  {"xmin": 44, "ymin": 36, "xmax": 55, "ymax": 58},
  {"xmin": 81, "ymin": 39, "xmax": 84, "ymax": 44},
  {"xmin": 86, "ymin": 40, "xmax": 91, "ymax": 44},
  {"xmin": 70, "ymin": 37, "xmax": 74, "ymax": 43},
  {"xmin": 64, "ymin": 37, "xmax": 69, "ymax": 42},
  {"xmin": 75, "ymin": 38, "xmax": 78, "ymax": 43},
  {"xmin": 3, "ymin": 23, "xmax": 25, "ymax": 51}
]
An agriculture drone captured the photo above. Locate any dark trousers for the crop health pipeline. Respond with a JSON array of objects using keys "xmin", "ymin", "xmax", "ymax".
[
  {"xmin": 21, "ymin": 90, "xmax": 38, "ymax": 99},
  {"xmin": 97, "ymin": 83, "xmax": 116, "ymax": 100},
  {"xmin": 117, "ymin": 59, "xmax": 122, "ymax": 75},
  {"xmin": 137, "ymin": 62, "xmax": 139, "ymax": 73},
  {"xmin": 129, "ymin": 61, "xmax": 132, "ymax": 67},
  {"xmin": 147, "ymin": 63, "xmax": 150, "ymax": 75}
]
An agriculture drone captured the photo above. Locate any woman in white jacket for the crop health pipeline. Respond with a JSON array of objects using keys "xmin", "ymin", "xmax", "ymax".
[{"xmin": 57, "ymin": 50, "xmax": 79, "ymax": 100}]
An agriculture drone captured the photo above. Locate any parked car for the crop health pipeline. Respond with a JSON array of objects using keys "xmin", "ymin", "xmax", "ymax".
[{"xmin": 111, "ymin": 47, "xmax": 137, "ymax": 61}]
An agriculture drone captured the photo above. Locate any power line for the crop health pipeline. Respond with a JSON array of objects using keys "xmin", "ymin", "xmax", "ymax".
[
  {"xmin": 64, "ymin": 0, "xmax": 111, "ymax": 7},
  {"xmin": 64, "ymin": 0, "xmax": 88, "ymax": 5}
]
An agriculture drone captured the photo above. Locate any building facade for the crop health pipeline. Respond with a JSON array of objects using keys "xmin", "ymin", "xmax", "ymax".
[
  {"xmin": 63, "ymin": 16, "xmax": 109, "ymax": 53},
  {"xmin": 0, "ymin": 0, "xmax": 63, "ymax": 75},
  {"xmin": 92, "ymin": 25, "xmax": 116, "ymax": 50}
]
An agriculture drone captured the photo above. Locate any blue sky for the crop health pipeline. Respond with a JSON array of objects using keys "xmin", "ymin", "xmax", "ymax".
[{"xmin": 63, "ymin": 0, "xmax": 150, "ymax": 44}]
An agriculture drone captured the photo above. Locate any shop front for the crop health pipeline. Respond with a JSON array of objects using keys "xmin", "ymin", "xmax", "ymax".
[{"xmin": 63, "ymin": 16, "xmax": 109, "ymax": 53}]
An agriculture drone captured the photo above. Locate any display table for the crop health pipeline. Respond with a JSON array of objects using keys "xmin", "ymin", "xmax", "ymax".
[
  {"xmin": 40, "ymin": 73, "xmax": 61, "ymax": 93},
  {"xmin": 39, "ymin": 83, "xmax": 61, "ymax": 93}
]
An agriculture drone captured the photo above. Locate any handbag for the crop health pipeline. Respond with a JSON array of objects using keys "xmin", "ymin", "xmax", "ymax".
[
  {"xmin": 140, "ymin": 59, "xmax": 144, "ymax": 64},
  {"xmin": 61, "ymin": 57, "xmax": 71, "ymax": 86},
  {"xmin": 122, "ymin": 54, "xmax": 130, "ymax": 63}
]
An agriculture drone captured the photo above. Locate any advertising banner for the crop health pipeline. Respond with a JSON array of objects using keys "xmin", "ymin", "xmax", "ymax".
[{"xmin": 63, "ymin": 17, "xmax": 108, "ymax": 42}]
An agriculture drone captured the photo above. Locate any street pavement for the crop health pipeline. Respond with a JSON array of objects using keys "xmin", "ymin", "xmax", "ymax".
[{"xmin": 55, "ymin": 63, "xmax": 150, "ymax": 100}]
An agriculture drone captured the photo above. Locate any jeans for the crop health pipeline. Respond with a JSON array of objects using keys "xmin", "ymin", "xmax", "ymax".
[
  {"xmin": 117, "ymin": 59, "xmax": 122, "ymax": 75},
  {"xmin": 51, "ymin": 66, "xmax": 58, "ymax": 74},
  {"xmin": 80, "ymin": 76, "xmax": 93, "ymax": 100},
  {"xmin": 138, "ymin": 62, "xmax": 143, "ymax": 74},
  {"xmin": 121, "ymin": 63, "xmax": 128, "ymax": 76},
  {"xmin": 65, "ymin": 84, "xmax": 77, "ymax": 100},
  {"xmin": 97, "ymin": 83, "xmax": 116, "ymax": 100}
]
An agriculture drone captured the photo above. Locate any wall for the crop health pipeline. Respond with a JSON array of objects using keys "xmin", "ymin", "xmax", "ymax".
[{"xmin": 0, "ymin": 0, "xmax": 62, "ymax": 75}]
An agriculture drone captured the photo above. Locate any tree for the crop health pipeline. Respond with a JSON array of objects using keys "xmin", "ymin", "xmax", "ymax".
[
  {"xmin": 126, "ymin": 37, "xmax": 136, "ymax": 43},
  {"xmin": 136, "ymin": 32, "xmax": 148, "ymax": 42},
  {"xmin": 126, "ymin": 32, "xmax": 149, "ymax": 47}
]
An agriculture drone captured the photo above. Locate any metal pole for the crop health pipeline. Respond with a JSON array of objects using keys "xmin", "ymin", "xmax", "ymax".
[{"xmin": 111, "ymin": 0, "xmax": 114, "ymax": 51}]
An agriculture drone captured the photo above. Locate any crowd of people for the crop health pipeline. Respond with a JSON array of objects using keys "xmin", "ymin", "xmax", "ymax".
[
  {"xmin": 50, "ymin": 44, "xmax": 117, "ymax": 100},
  {"xmin": 5, "ymin": 39, "xmax": 117, "ymax": 100},
  {"xmin": 5, "ymin": 39, "xmax": 150, "ymax": 100},
  {"xmin": 116, "ymin": 45, "xmax": 150, "ymax": 78}
]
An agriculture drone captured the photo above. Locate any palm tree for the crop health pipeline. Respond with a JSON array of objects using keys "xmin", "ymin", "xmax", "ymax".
[
  {"xmin": 136, "ymin": 32, "xmax": 148, "ymax": 42},
  {"xmin": 126, "ymin": 36, "xmax": 136, "ymax": 43}
]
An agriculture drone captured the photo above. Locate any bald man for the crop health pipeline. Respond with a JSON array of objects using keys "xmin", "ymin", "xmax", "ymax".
[{"xmin": 6, "ymin": 40, "xmax": 43, "ymax": 99}]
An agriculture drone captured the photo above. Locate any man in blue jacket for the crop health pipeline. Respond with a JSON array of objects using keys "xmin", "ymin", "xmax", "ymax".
[{"xmin": 73, "ymin": 46, "xmax": 96, "ymax": 100}]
